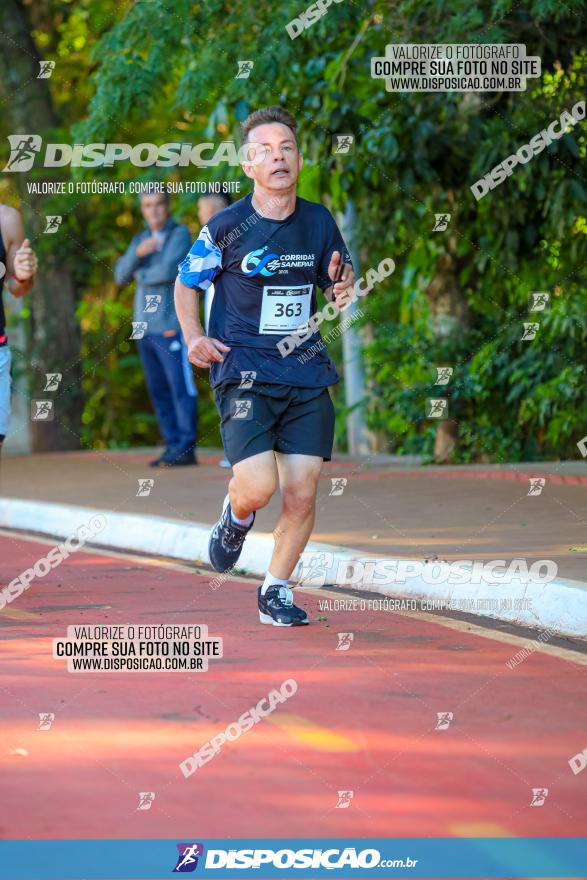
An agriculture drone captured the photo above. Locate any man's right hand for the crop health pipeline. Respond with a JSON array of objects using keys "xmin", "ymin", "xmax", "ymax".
[
  {"xmin": 135, "ymin": 236, "xmax": 159, "ymax": 258},
  {"xmin": 188, "ymin": 335, "xmax": 231, "ymax": 369}
]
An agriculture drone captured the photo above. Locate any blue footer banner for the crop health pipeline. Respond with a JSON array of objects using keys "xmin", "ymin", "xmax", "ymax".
[{"xmin": 0, "ymin": 837, "xmax": 585, "ymax": 879}]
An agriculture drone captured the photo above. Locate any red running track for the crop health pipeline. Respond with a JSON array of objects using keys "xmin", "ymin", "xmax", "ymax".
[{"xmin": 1, "ymin": 532, "xmax": 586, "ymax": 846}]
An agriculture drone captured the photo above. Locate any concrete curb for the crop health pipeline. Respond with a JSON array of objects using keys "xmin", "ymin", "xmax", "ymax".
[{"xmin": 1, "ymin": 497, "xmax": 585, "ymax": 639}]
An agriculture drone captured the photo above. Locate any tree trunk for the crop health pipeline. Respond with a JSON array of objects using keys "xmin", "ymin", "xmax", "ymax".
[
  {"xmin": 0, "ymin": 0, "xmax": 82, "ymax": 451},
  {"xmin": 338, "ymin": 201, "xmax": 374, "ymax": 455},
  {"xmin": 425, "ymin": 198, "xmax": 470, "ymax": 463}
]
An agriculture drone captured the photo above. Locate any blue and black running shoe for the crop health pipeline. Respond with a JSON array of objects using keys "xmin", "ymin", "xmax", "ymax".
[
  {"xmin": 257, "ymin": 585, "xmax": 309, "ymax": 627},
  {"xmin": 208, "ymin": 495, "xmax": 255, "ymax": 572}
]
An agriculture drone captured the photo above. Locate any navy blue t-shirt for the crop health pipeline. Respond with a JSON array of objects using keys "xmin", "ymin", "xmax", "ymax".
[{"xmin": 177, "ymin": 193, "xmax": 351, "ymax": 389}]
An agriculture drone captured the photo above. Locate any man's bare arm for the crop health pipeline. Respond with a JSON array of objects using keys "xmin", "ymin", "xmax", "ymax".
[
  {"xmin": 174, "ymin": 277, "xmax": 230, "ymax": 369},
  {"xmin": 1, "ymin": 206, "xmax": 37, "ymax": 297},
  {"xmin": 174, "ymin": 276, "xmax": 203, "ymax": 341}
]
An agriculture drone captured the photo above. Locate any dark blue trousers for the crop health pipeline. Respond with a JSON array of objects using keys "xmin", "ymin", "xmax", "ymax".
[{"xmin": 137, "ymin": 332, "xmax": 197, "ymax": 453}]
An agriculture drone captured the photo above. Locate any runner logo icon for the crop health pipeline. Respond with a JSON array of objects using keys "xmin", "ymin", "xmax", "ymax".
[
  {"xmin": 173, "ymin": 842, "xmax": 204, "ymax": 872},
  {"xmin": 3, "ymin": 134, "xmax": 42, "ymax": 172}
]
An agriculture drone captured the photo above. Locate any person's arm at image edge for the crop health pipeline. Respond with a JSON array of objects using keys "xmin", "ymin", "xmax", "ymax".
[{"xmin": 3, "ymin": 208, "xmax": 36, "ymax": 298}]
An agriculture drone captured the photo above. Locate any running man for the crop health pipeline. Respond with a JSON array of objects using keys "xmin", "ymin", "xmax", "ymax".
[
  {"xmin": 0, "ymin": 205, "xmax": 37, "ymax": 454},
  {"xmin": 174, "ymin": 106, "xmax": 354, "ymax": 626}
]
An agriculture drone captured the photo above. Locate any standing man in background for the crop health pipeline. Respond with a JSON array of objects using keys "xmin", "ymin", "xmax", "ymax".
[
  {"xmin": 0, "ymin": 204, "xmax": 37, "ymax": 456},
  {"xmin": 115, "ymin": 185, "xmax": 198, "ymax": 467}
]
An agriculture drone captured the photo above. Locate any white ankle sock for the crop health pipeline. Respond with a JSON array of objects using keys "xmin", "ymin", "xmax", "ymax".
[
  {"xmin": 261, "ymin": 571, "xmax": 287, "ymax": 595},
  {"xmin": 230, "ymin": 509, "xmax": 254, "ymax": 528}
]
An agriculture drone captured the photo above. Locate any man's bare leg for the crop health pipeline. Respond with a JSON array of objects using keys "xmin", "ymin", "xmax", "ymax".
[
  {"xmin": 255, "ymin": 453, "xmax": 323, "ymax": 626},
  {"xmin": 207, "ymin": 450, "xmax": 278, "ymax": 572},
  {"xmin": 269, "ymin": 453, "xmax": 323, "ymax": 579},
  {"xmin": 208, "ymin": 449, "xmax": 323, "ymax": 626},
  {"xmin": 228, "ymin": 450, "xmax": 277, "ymax": 519}
]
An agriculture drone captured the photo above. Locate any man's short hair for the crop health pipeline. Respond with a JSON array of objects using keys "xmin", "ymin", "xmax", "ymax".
[
  {"xmin": 139, "ymin": 183, "xmax": 170, "ymax": 205},
  {"xmin": 198, "ymin": 186, "xmax": 232, "ymax": 207},
  {"xmin": 241, "ymin": 106, "xmax": 298, "ymax": 144}
]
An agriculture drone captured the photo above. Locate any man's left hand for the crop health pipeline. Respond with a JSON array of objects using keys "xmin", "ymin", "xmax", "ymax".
[{"xmin": 13, "ymin": 239, "xmax": 38, "ymax": 281}]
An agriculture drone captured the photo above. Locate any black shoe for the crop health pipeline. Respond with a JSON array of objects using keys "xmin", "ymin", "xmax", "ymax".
[
  {"xmin": 162, "ymin": 448, "xmax": 198, "ymax": 467},
  {"xmin": 149, "ymin": 447, "xmax": 172, "ymax": 467},
  {"xmin": 257, "ymin": 585, "xmax": 309, "ymax": 627},
  {"xmin": 208, "ymin": 495, "xmax": 255, "ymax": 572}
]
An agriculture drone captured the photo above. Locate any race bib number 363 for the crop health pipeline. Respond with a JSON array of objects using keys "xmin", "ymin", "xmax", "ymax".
[{"xmin": 259, "ymin": 284, "xmax": 313, "ymax": 335}]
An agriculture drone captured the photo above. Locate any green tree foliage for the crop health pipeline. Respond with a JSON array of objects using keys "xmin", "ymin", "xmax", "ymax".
[{"xmin": 4, "ymin": 0, "xmax": 586, "ymax": 458}]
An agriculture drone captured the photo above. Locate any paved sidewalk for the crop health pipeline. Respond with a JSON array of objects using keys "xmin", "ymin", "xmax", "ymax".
[{"xmin": 1, "ymin": 447, "xmax": 586, "ymax": 582}]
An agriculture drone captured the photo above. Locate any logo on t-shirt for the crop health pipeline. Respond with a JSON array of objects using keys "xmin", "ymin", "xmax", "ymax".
[
  {"xmin": 241, "ymin": 246, "xmax": 315, "ymax": 277},
  {"xmin": 241, "ymin": 247, "xmax": 279, "ymax": 277}
]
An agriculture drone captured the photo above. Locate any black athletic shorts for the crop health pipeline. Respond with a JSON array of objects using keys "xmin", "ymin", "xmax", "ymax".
[{"xmin": 214, "ymin": 382, "xmax": 335, "ymax": 466}]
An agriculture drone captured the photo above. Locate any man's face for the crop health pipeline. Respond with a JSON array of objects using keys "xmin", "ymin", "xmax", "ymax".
[
  {"xmin": 198, "ymin": 196, "xmax": 225, "ymax": 227},
  {"xmin": 140, "ymin": 194, "xmax": 169, "ymax": 229},
  {"xmin": 242, "ymin": 122, "xmax": 302, "ymax": 191}
]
